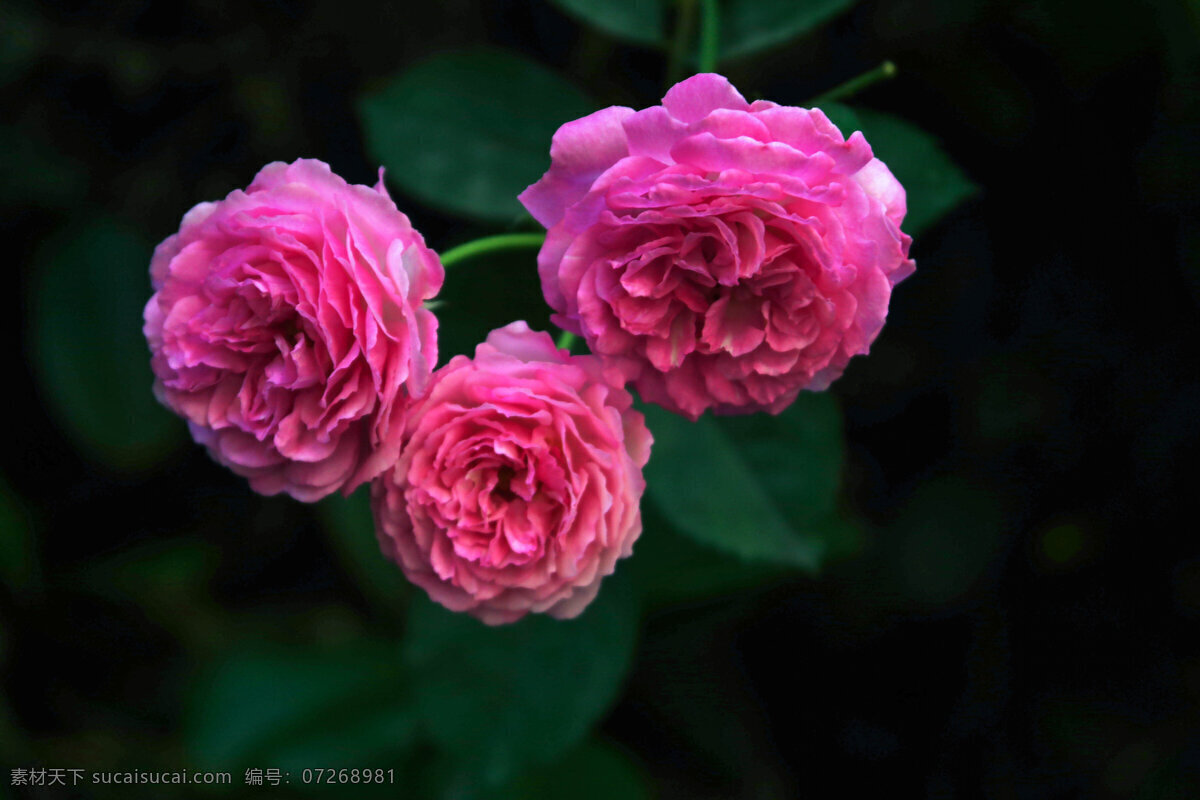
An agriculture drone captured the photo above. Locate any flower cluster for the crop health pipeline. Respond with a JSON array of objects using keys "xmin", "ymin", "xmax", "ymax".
[{"xmin": 144, "ymin": 74, "xmax": 913, "ymax": 624}]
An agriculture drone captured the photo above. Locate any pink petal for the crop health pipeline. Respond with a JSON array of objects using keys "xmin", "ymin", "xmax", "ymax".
[
  {"xmin": 661, "ymin": 73, "xmax": 750, "ymax": 123},
  {"xmin": 518, "ymin": 105, "xmax": 634, "ymax": 228}
]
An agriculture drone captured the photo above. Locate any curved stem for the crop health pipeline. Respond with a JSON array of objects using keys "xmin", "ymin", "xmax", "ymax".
[
  {"xmin": 438, "ymin": 232, "xmax": 545, "ymax": 269},
  {"xmin": 813, "ymin": 61, "xmax": 897, "ymax": 105},
  {"xmin": 697, "ymin": 0, "xmax": 720, "ymax": 73},
  {"xmin": 556, "ymin": 331, "xmax": 577, "ymax": 352}
]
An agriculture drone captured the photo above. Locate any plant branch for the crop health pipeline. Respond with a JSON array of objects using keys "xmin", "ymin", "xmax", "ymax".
[
  {"xmin": 813, "ymin": 61, "xmax": 897, "ymax": 105},
  {"xmin": 439, "ymin": 233, "xmax": 545, "ymax": 269}
]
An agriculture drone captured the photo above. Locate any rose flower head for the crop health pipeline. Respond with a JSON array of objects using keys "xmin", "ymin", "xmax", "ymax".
[
  {"xmin": 371, "ymin": 322, "xmax": 651, "ymax": 625},
  {"xmin": 143, "ymin": 159, "xmax": 443, "ymax": 501},
  {"xmin": 520, "ymin": 73, "xmax": 915, "ymax": 420}
]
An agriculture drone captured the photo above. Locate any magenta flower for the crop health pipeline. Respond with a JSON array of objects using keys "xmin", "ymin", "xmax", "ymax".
[
  {"xmin": 143, "ymin": 159, "xmax": 443, "ymax": 501},
  {"xmin": 371, "ymin": 322, "xmax": 651, "ymax": 625},
  {"xmin": 520, "ymin": 73, "xmax": 915, "ymax": 419}
]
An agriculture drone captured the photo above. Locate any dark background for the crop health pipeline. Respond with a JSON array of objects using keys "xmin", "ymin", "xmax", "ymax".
[{"xmin": 3, "ymin": 0, "xmax": 1199, "ymax": 796}]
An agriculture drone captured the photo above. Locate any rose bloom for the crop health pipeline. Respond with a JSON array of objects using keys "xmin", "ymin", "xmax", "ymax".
[
  {"xmin": 520, "ymin": 73, "xmax": 915, "ymax": 419},
  {"xmin": 143, "ymin": 159, "xmax": 443, "ymax": 501},
  {"xmin": 371, "ymin": 322, "xmax": 651, "ymax": 625}
]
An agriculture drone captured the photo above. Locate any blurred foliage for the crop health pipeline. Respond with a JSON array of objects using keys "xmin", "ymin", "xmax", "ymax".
[
  {"xmin": 484, "ymin": 739, "xmax": 651, "ymax": 800},
  {"xmin": 27, "ymin": 218, "xmax": 182, "ymax": 471},
  {"xmin": 403, "ymin": 576, "xmax": 638, "ymax": 787},
  {"xmin": 0, "ymin": 125, "xmax": 88, "ymax": 209},
  {"xmin": 885, "ymin": 475, "xmax": 1006, "ymax": 610},
  {"xmin": 360, "ymin": 49, "xmax": 594, "ymax": 224},
  {"xmin": 545, "ymin": 0, "xmax": 667, "ymax": 47},
  {"xmin": 627, "ymin": 503, "xmax": 787, "ymax": 610},
  {"xmin": 824, "ymin": 103, "xmax": 978, "ymax": 236},
  {"xmin": 187, "ymin": 642, "xmax": 416, "ymax": 778},
  {"xmin": 850, "ymin": 107, "xmax": 979, "ymax": 236},
  {"xmin": 545, "ymin": 0, "xmax": 857, "ymax": 63},
  {"xmin": 642, "ymin": 394, "xmax": 849, "ymax": 571},
  {"xmin": 718, "ymin": 0, "xmax": 858, "ymax": 61},
  {"xmin": 318, "ymin": 492, "xmax": 410, "ymax": 614}
]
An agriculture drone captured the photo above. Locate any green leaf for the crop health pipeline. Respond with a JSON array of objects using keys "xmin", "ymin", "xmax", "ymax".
[
  {"xmin": 720, "ymin": 0, "xmax": 858, "ymax": 61},
  {"xmin": 359, "ymin": 49, "xmax": 595, "ymax": 223},
  {"xmin": 488, "ymin": 739, "xmax": 651, "ymax": 800},
  {"xmin": 628, "ymin": 503, "xmax": 786, "ymax": 609},
  {"xmin": 716, "ymin": 392, "xmax": 843, "ymax": 527},
  {"xmin": 318, "ymin": 491, "xmax": 410, "ymax": 612},
  {"xmin": 404, "ymin": 573, "xmax": 639, "ymax": 786},
  {"xmin": 641, "ymin": 401, "xmax": 836, "ymax": 570},
  {"xmin": 546, "ymin": 0, "xmax": 667, "ymax": 46},
  {"xmin": 826, "ymin": 103, "xmax": 977, "ymax": 236},
  {"xmin": 187, "ymin": 642, "xmax": 416, "ymax": 773},
  {"xmin": 28, "ymin": 218, "xmax": 182, "ymax": 470}
]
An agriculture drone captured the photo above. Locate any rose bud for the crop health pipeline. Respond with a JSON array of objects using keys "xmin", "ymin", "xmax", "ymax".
[
  {"xmin": 520, "ymin": 73, "xmax": 915, "ymax": 420},
  {"xmin": 144, "ymin": 159, "xmax": 443, "ymax": 501},
  {"xmin": 371, "ymin": 322, "xmax": 651, "ymax": 625}
]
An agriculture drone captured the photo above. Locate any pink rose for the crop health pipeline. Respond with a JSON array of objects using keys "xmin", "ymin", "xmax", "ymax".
[
  {"xmin": 143, "ymin": 159, "xmax": 443, "ymax": 501},
  {"xmin": 371, "ymin": 322, "xmax": 651, "ymax": 625},
  {"xmin": 520, "ymin": 73, "xmax": 915, "ymax": 420}
]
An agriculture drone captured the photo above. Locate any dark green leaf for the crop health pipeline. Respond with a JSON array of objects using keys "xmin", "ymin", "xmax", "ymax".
[
  {"xmin": 318, "ymin": 491, "xmax": 410, "ymax": 612},
  {"xmin": 28, "ymin": 218, "xmax": 182, "ymax": 470},
  {"xmin": 641, "ymin": 403, "xmax": 826, "ymax": 570},
  {"xmin": 359, "ymin": 49, "xmax": 595, "ymax": 223},
  {"xmin": 187, "ymin": 642, "xmax": 415, "ymax": 772},
  {"xmin": 628, "ymin": 503, "xmax": 785, "ymax": 609},
  {"xmin": 720, "ymin": 0, "xmax": 858, "ymax": 61},
  {"xmin": 546, "ymin": 0, "xmax": 666, "ymax": 46},
  {"xmin": 488, "ymin": 739, "xmax": 651, "ymax": 800},
  {"xmin": 716, "ymin": 392, "xmax": 843, "ymax": 527},
  {"xmin": 826, "ymin": 103, "xmax": 978, "ymax": 235},
  {"xmin": 404, "ymin": 572, "xmax": 638, "ymax": 785}
]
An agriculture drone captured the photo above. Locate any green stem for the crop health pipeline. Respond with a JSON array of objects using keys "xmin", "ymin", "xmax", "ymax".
[
  {"xmin": 697, "ymin": 0, "xmax": 720, "ymax": 73},
  {"xmin": 813, "ymin": 61, "xmax": 897, "ymax": 105},
  {"xmin": 438, "ymin": 232, "xmax": 545, "ymax": 269},
  {"xmin": 666, "ymin": 0, "xmax": 697, "ymax": 87},
  {"xmin": 556, "ymin": 331, "xmax": 577, "ymax": 352}
]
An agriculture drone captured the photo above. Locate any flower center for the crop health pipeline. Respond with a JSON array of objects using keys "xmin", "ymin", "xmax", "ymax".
[{"xmin": 492, "ymin": 465, "xmax": 517, "ymax": 502}]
